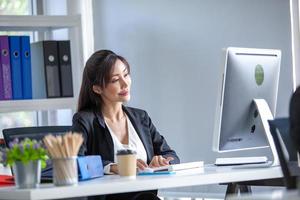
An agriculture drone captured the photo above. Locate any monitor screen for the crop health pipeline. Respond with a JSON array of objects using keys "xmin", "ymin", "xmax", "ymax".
[{"xmin": 213, "ymin": 47, "xmax": 281, "ymax": 152}]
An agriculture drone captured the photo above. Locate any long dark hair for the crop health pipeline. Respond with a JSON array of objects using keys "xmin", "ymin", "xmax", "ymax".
[{"xmin": 77, "ymin": 50, "xmax": 130, "ymax": 111}]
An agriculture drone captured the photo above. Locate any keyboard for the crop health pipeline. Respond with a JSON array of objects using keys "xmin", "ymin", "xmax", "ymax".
[
  {"xmin": 139, "ymin": 161, "xmax": 204, "ymax": 173},
  {"xmin": 215, "ymin": 156, "xmax": 268, "ymax": 166}
]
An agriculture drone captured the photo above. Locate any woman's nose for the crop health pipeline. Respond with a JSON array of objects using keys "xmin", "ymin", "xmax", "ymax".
[{"xmin": 120, "ymin": 77, "xmax": 129, "ymax": 88}]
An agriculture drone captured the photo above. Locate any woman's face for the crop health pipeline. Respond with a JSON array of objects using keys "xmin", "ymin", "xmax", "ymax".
[{"xmin": 93, "ymin": 59, "xmax": 131, "ymax": 105}]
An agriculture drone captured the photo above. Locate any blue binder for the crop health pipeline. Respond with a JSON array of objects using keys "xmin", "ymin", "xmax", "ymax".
[
  {"xmin": 8, "ymin": 36, "xmax": 22, "ymax": 99},
  {"xmin": 20, "ymin": 36, "xmax": 32, "ymax": 99}
]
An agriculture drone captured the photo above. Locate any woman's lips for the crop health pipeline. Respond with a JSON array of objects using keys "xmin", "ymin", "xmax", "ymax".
[{"xmin": 119, "ymin": 91, "xmax": 129, "ymax": 96}]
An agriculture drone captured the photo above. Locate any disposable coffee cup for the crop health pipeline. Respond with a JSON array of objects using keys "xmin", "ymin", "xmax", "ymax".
[{"xmin": 116, "ymin": 149, "xmax": 137, "ymax": 179}]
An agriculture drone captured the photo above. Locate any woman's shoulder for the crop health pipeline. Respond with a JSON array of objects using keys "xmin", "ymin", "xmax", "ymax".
[
  {"xmin": 290, "ymin": 87, "xmax": 300, "ymax": 112},
  {"xmin": 73, "ymin": 109, "xmax": 98, "ymax": 122},
  {"xmin": 124, "ymin": 106, "xmax": 149, "ymax": 118},
  {"xmin": 125, "ymin": 106, "xmax": 146, "ymax": 113}
]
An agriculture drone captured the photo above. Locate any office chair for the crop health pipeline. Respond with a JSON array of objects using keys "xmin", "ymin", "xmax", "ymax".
[
  {"xmin": 268, "ymin": 118, "xmax": 298, "ymax": 189},
  {"xmin": 2, "ymin": 126, "xmax": 72, "ymax": 180},
  {"xmin": 3, "ymin": 126, "xmax": 72, "ymax": 145}
]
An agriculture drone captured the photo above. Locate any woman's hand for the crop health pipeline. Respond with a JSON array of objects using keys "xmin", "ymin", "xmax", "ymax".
[
  {"xmin": 149, "ymin": 155, "xmax": 174, "ymax": 168},
  {"xmin": 110, "ymin": 164, "xmax": 118, "ymax": 174},
  {"xmin": 137, "ymin": 159, "xmax": 148, "ymax": 170}
]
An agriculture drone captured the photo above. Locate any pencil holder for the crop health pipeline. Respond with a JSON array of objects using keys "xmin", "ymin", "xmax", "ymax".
[{"xmin": 52, "ymin": 157, "xmax": 78, "ymax": 186}]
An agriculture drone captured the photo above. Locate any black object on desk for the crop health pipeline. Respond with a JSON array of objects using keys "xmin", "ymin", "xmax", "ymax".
[
  {"xmin": 268, "ymin": 118, "xmax": 298, "ymax": 189},
  {"xmin": 223, "ymin": 118, "xmax": 300, "ymax": 198}
]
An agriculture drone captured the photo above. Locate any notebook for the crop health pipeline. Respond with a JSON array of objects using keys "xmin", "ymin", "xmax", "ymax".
[{"xmin": 138, "ymin": 161, "xmax": 204, "ymax": 174}]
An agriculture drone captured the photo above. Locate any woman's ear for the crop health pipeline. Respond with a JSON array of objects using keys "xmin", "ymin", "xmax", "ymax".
[{"xmin": 92, "ymin": 85, "xmax": 102, "ymax": 95}]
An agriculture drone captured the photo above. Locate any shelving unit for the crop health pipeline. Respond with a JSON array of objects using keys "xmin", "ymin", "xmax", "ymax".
[
  {"xmin": 0, "ymin": 15, "xmax": 83, "ymax": 112},
  {"xmin": 0, "ymin": 98, "xmax": 77, "ymax": 113},
  {"xmin": 0, "ymin": 15, "xmax": 81, "ymax": 30}
]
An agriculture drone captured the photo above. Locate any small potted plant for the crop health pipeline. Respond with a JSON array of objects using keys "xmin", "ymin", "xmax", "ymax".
[{"xmin": 0, "ymin": 138, "xmax": 48, "ymax": 188}]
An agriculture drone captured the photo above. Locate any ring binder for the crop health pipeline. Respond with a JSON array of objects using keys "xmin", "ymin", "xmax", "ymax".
[
  {"xmin": 9, "ymin": 36, "xmax": 22, "ymax": 99},
  {"xmin": 31, "ymin": 41, "xmax": 61, "ymax": 99},
  {"xmin": 58, "ymin": 41, "xmax": 73, "ymax": 97},
  {"xmin": 0, "ymin": 36, "xmax": 12, "ymax": 100},
  {"xmin": 20, "ymin": 36, "xmax": 32, "ymax": 99}
]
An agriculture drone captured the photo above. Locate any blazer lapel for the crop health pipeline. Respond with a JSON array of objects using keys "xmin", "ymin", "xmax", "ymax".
[
  {"xmin": 94, "ymin": 111, "xmax": 114, "ymax": 160},
  {"xmin": 123, "ymin": 106, "xmax": 152, "ymax": 163}
]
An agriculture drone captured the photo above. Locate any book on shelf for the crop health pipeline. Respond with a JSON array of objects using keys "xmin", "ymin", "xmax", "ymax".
[{"xmin": 0, "ymin": 36, "xmax": 12, "ymax": 100}]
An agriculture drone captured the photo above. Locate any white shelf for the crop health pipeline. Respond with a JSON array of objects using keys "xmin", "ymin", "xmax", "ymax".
[
  {"xmin": 0, "ymin": 98, "xmax": 77, "ymax": 112},
  {"xmin": 0, "ymin": 15, "xmax": 81, "ymax": 31},
  {"xmin": 0, "ymin": 14, "xmax": 83, "ymax": 113}
]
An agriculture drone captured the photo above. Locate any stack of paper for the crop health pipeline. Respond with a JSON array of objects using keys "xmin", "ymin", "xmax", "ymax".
[{"xmin": 139, "ymin": 161, "xmax": 204, "ymax": 175}]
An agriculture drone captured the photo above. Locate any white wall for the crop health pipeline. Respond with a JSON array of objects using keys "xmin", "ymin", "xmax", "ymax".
[
  {"xmin": 290, "ymin": 0, "xmax": 300, "ymax": 90},
  {"xmin": 92, "ymin": 0, "xmax": 293, "ymax": 164}
]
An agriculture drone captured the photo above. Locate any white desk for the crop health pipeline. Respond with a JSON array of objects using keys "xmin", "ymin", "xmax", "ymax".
[
  {"xmin": 0, "ymin": 165, "xmax": 283, "ymax": 200},
  {"xmin": 227, "ymin": 189, "xmax": 300, "ymax": 200}
]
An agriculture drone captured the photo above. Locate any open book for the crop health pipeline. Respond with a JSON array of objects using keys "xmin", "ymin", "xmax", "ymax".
[{"xmin": 138, "ymin": 161, "xmax": 204, "ymax": 174}]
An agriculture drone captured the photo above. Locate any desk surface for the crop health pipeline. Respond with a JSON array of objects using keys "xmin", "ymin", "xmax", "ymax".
[{"xmin": 0, "ymin": 164, "xmax": 283, "ymax": 200}]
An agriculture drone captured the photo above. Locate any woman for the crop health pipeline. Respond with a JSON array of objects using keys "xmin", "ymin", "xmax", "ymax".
[
  {"xmin": 72, "ymin": 50, "xmax": 180, "ymax": 200},
  {"xmin": 290, "ymin": 86, "xmax": 300, "ymax": 152}
]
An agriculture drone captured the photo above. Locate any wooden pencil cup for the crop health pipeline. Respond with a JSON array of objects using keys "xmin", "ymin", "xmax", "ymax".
[{"xmin": 52, "ymin": 157, "xmax": 78, "ymax": 186}]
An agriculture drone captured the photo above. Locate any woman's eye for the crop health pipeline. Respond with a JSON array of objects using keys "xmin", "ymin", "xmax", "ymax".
[
  {"xmin": 111, "ymin": 79, "xmax": 119, "ymax": 83},
  {"xmin": 124, "ymin": 73, "xmax": 129, "ymax": 77}
]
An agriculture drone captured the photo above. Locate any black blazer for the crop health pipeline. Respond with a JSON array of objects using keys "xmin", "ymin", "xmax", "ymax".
[{"xmin": 72, "ymin": 106, "xmax": 180, "ymax": 167}]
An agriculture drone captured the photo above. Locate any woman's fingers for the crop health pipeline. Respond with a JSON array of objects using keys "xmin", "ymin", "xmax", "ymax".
[
  {"xmin": 149, "ymin": 156, "xmax": 174, "ymax": 167},
  {"xmin": 164, "ymin": 157, "xmax": 174, "ymax": 165},
  {"xmin": 137, "ymin": 159, "xmax": 148, "ymax": 170},
  {"xmin": 149, "ymin": 156, "xmax": 159, "ymax": 167},
  {"xmin": 158, "ymin": 155, "xmax": 167, "ymax": 166},
  {"xmin": 136, "ymin": 156, "xmax": 174, "ymax": 170},
  {"xmin": 160, "ymin": 156, "xmax": 174, "ymax": 165}
]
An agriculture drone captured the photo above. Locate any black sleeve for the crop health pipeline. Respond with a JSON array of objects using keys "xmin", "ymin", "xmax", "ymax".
[
  {"xmin": 71, "ymin": 112, "xmax": 113, "ymax": 167},
  {"xmin": 290, "ymin": 87, "xmax": 300, "ymax": 152},
  {"xmin": 146, "ymin": 111, "xmax": 180, "ymax": 164},
  {"xmin": 71, "ymin": 112, "xmax": 88, "ymax": 156}
]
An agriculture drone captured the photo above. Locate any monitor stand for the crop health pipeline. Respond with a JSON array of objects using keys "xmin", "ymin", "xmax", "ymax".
[
  {"xmin": 253, "ymin": 99, "xmax": 279, "ymax": 167},
  {"xmin": 215, "ymin": 99, "xmax": 279, "ymax": 167}
]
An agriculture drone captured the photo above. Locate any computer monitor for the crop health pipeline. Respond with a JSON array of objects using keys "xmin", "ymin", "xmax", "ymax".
[{"xmin": 213, "ymin": 47, "xmax": 281, "ymax": 165}]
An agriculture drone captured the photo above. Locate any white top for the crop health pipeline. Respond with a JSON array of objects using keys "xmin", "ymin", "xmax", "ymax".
[{"xmin": 104, "ymin": 114, "xmax": 147, "ymax": 174}]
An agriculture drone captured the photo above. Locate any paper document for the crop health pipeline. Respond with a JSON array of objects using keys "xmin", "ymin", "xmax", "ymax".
[{"xmin": 139, "ymin": 161, "xmax": 204, "ymax": 173}]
